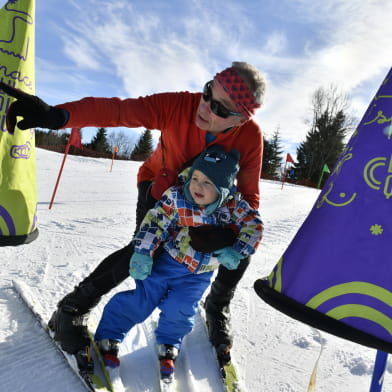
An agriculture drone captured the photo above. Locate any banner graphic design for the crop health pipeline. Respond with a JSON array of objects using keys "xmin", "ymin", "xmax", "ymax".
[
  {"xmin": 0, "ymin": 0, "xmax": 37, "ymax": 246},
  {"xmin": 255, "ymin": 68, "xmax": 392, "ymax": 352}
]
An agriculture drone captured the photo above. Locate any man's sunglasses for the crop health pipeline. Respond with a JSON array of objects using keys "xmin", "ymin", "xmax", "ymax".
[{"xmin": 202, "ymin": 81, "xmax": 242, "ymax": 119}]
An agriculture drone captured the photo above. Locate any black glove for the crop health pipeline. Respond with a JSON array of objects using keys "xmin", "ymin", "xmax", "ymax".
[
  {"xmin": 189, "ymin": 226, "xmax": 237, "ymax": 253},
  {"xmin": 0, "ymin": 82, "xmax": 68, "ymax": 134}
]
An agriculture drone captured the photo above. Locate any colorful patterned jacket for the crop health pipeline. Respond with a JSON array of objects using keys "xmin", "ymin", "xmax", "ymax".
[{"xmin": 133, "ymin": 170, "xmax": 263, "ymax": 274}]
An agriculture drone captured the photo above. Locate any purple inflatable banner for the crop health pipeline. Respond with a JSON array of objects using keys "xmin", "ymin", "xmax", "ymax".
[{"xmin": 255, "ymin": 68, "xmax": 392, "ymax": 352}]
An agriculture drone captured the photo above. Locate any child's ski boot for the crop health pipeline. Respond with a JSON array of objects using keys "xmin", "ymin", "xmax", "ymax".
[
  {"xmin": 96, "ymin": 339, "xmax": 120, "ymax": 368},
  {"xmin": 158, "ymin": 344, "xmax": 179, "ymax": 383}
]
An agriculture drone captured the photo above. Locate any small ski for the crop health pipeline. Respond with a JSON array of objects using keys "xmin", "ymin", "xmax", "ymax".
[
  {"xmin": 101, "ymin": 364, "xmax": 125, "ymax": 392},
  {"xmin": 217, "ymin": 355, "xmax": 241, "ymax": 392},
  {"xmin": 12, "ymin": 280, "xmax": 110, "ymax": 392},
  {"xmin": 198, "ymin": 303, "xmax": 243, "ymax": 392},
  {"xmin": 88, "ymin": 336, "xmax": 123, "ymax": 392},
  {"xmin": 159, "ymin": 376, "xmax": 177, "ymax": 392}
]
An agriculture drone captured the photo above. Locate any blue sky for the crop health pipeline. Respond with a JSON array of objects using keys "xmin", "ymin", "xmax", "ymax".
[{"xmin": 10, "ymin": 0, "xmax": 392, "ymax": 154}]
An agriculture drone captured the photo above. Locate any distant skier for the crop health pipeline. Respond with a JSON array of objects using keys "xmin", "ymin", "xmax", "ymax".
[{"xmin": 93, "ymin": 144, "xmax": 263, "ymax": 380}]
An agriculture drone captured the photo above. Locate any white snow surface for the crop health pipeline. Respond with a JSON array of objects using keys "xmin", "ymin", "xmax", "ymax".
[{"xmin": 1, "ymin": 148, "xmax": 391, "ymax": 392}]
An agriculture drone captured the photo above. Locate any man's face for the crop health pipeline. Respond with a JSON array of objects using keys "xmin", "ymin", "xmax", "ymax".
[{"xmin": 195, "ymin": 79, "xmax": 245, "ymax": 134}]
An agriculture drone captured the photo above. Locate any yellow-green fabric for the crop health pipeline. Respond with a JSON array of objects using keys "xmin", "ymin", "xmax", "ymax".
[{"xmin": 0, "ymin": 0, "xmax": 37, "ymax": 245}]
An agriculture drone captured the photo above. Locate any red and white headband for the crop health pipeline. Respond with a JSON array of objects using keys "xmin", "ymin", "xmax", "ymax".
[{"xmin": 215, "ymin": 67, "xmax": 261, "ymax": 119}]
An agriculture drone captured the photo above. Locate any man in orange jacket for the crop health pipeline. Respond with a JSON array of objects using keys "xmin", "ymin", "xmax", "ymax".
[{"xmin": 0, "ymin": 61, "xmax": 266, "ymax": 366}]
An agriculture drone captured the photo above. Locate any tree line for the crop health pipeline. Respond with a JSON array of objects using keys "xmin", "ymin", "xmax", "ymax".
[
  {"xmin": 262, "ymin": 84, "xmax": 355, "ymax": 187},
  {"xmin": 35, "ymin": 84, "xmax": 356, "ymax": 188},
  {"xmin": 35, "ymin": 127, "xmax": 154, "ymax": 161}
]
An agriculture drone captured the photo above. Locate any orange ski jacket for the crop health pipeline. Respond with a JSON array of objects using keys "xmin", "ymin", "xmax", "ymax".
[{"xmin": 58, "ymin": 91, "xmax": 263, "ymax": 209}]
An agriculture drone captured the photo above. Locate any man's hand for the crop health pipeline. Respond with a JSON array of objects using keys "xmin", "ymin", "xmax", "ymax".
[
  {"xmin": 189, "ymin": 225, "xmax": 237, "ymax": 253},
  {"xmin": 0, "ymin": 82, "xmax": 68, "ymax": 134}
]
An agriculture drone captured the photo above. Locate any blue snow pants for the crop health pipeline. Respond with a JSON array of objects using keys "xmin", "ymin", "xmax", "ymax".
[{"xmin": 94, "ymin": 251, "xmax": 213, "ymax": 349}]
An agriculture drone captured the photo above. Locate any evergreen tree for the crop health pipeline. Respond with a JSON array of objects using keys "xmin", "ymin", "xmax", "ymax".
[
  {"xmin": 295, "ymin": 85, "xmax": 354, "ymax": 186},
  {"xmin": 90, "ymin": 127, "xmax": 111, "ymax": 153},
  {"xmin": 130, "ymin": 129, "xmax": 154, "ymax": 160},
  {"xmin": 262, "ymin": 128, "xmax": 283, "ymax": 176},
  {"xmin": 35, "ymin": 129, "xmax": 69, "ymax": 146},
  {"xmin": 262, "ymin": 137, "xmax": 273, "ymax": 175},
  {"xmin": 296, "ymin": 109, "xmax": 347, "ymax": 185}
]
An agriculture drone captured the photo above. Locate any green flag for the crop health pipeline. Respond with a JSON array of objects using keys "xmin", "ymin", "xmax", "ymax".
[
  {"xmin": 0, "ymin": 0, "xmax": 37, "ymax": 246},
  {"xmin": 316, "ymin": 163, "xmax": 330, "ymax": 189}
]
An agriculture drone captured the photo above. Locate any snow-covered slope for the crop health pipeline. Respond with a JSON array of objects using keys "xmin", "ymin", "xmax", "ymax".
[{"xmin": 1, "ymin": 148, "xmax": 390, "ymax": 391}]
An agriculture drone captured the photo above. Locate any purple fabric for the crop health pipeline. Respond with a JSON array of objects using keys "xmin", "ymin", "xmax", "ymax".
[
  {"xmin": 269, "ymin": 68, "xmax": 392, "ymax": 343},
  {"xmin": 0, "ymin": 205, "xmax": 16, "ymax": 235}
]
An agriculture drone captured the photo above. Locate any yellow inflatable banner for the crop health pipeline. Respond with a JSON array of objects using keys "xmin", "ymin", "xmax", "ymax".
[{"xmin": 0, "ymin": 0, "xmax": 37, "ymax": 246}]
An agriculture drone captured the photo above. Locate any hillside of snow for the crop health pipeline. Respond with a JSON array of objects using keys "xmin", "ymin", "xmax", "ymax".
[{"xmin": 1, "ymin": 148, "xmax": 391, "ymax": 391}]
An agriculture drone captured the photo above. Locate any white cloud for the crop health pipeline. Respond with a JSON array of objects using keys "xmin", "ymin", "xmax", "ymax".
[
  {"xmin": 36, "ymin": 0, "xmax": 392, "ymax": 150},
  {"xmin": 254, "ymin": 0, "xmax": 392, "ymax": 151},
  {"xmin": 264, "ymin": 32, "xmax": 288, "ymax": 55},
  {"xmin": 63, "ymin": 37, "xmax": 101, "ymax": 70}
]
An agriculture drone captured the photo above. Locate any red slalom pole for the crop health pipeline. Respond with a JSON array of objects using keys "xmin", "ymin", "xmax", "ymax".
[
  {"xmin": 49, "ymin": 143, "xmax": 70, "ymax": 210},
  {"xmin": 110, "ymin": 145, "xmax": 118, "ymax": 172}
]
